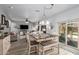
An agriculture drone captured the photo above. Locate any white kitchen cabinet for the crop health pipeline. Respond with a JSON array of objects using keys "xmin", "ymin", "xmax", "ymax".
[
  {"xmin": 3, "ymin": 35, "xmax": 10, "ymax": 55},
  {"xmin": 0, "ymin": 39, "xmax": 3, "ymax": 55}
]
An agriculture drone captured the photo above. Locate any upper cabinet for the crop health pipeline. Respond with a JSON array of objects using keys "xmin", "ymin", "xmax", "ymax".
[{"xmin": 0, "ymin": 14, "xmax": 9, "ymax": 30}]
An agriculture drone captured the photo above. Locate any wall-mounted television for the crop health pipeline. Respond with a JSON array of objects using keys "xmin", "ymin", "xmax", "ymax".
[{"xmin": 20, "ymin": 25, "xmax": 29, "ymax": 29}]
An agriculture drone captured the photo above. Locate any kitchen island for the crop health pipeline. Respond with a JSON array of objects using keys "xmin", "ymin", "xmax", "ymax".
[{"xmin": 0, "ymin": 35, "xmax": 10, "ymax": 55}]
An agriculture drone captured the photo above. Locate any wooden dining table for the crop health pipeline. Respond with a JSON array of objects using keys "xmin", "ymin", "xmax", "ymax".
[{"xmin": 29, "ymin": 33, "xmax": 59, "ymax": 54}]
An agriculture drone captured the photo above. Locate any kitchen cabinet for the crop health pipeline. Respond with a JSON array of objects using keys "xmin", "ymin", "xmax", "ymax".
[
  {"xmin": 0, "ymin": 35, "xmax": 10, "ymax": 55},
  {"xmin": 0, "ymin": 39, "xmax": 3, "ymax": 54},
  {"xmin": 3, "ymin": 35, "xmax": 10, "ymax": 54}
]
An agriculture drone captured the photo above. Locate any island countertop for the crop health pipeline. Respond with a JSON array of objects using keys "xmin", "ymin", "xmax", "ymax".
[{"xmin": 0, "ymin": 35, "xmax": 9, "ymax": 39}]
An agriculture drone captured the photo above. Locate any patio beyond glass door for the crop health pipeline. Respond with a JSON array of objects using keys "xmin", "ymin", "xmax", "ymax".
[
  {"xmin": 59, "ymin": 21, "xmax": 79, "ymax": 49},
  {"xmin": 67, "ymin": 23, "xmax": 78, "ymax": 48},
  {"xmin": 59, "ymin": 23, "xmax": 66, "ymax": 43}
]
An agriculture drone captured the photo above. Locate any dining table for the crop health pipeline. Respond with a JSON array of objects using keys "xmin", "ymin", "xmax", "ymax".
[{"xmin": 29, "ymin": 33, "xmax": 59, "ymax": 55}]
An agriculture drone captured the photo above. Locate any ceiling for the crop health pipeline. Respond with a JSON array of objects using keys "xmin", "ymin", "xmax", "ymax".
[{"xmin": 0, "ymin": 4, "xmax": 79, "ymax": 22}]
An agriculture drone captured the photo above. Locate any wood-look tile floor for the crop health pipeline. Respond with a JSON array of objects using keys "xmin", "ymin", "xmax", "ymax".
[
  {"xmin": 6, "ymin": 39, "xmax": 58, "ymax": 55},
  {"xmin": 7, "ymin": 39, "xmax": 28, "ymax": 55},
  {"xmin": 6, "ymin": 38, "xmax": 78, "ymax": 55}
]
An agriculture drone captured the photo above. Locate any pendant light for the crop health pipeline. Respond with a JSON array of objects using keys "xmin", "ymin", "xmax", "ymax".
[{"xmin": 25, "ymin": 18, "xmax": 29, "ymax": 23}]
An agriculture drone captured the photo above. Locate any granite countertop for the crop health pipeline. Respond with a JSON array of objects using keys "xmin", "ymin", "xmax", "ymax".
[{"xmin": 0, "ymin": 35, "xmax": 9, "ymax": 39}]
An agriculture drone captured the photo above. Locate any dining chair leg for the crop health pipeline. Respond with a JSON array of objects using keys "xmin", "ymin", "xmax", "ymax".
[
  {"xmin": 42, "ymin": 48, "xmax": 44, "ymax": 55},
  {"xmin": 36, "ymin": 46, "xmax": 39, "ymax": 54},
  {"xmin": 27, "ymin": 44, "xmax": 30, "ymax": 55},
  {"xmin": 38, "ymin": 43, "xmax": 41, "ymax": 55},
  {"xmin": 58, "ymin": 44, "xmax": 60, "ymax": 54},
  {"xmin": 28, "ymin": 47, "xmax": 30, "ymax": 55}
]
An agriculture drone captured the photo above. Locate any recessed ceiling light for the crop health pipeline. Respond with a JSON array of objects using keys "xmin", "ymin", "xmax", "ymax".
[
  {"xmin": 45, "ymin": 4, "xmax": 54, "ymax": 9},
  {"xmin": 25, "ymin": 18, "xmax": 29, "ymax": 23},
  {"xmin": 35, "ymin": 10, "xmax": 40, "ymax": 12},
  {"xmin": 51, "ymin": 4, "xmax": 54, "ymax": 6},
  {"xmin": 9, "ymin": 6, "xmax": 14, "ymax": 9}
]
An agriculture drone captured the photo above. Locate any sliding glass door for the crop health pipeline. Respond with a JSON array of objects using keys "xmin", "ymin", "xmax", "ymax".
[
  {"xmin": 67, "ymin": 23, "xmax": 78, "ymax": 48},
  {"xmin": 59, "ymin": 23, "xmax": 66, "ymax": 43},
  {"xmin": 59, "ymin": 21, "xmax": 79, "ymax": 49}
]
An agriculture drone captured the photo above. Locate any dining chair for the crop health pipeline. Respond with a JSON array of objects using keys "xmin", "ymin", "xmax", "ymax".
[{"xmin": 26, "ymin": 33, "xmax": 39, "ymax": 55}]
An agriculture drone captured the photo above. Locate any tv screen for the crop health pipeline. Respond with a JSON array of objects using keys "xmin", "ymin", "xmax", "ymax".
[{"xmin": 20, "ymin": 25, "xmax": 29, "ymax": 29}]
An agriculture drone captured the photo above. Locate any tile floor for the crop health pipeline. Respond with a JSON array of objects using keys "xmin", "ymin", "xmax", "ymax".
[{"xmin": 6, "ymin": 38, "xmax": 77, "ymax": 55}]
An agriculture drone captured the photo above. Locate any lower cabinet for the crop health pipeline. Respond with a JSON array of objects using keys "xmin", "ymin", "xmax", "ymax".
[
  {"xmin": 0, "ymin": 40, "xmax": 3, "ymax": 55},
  {"xmin": 3, "ymin": 35, "xmax": 10, "ymax": 55}
]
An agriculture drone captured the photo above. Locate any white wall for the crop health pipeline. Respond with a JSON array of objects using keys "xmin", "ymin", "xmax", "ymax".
[
  {"xmin": 10, "ymin": 22, "xmax": 19, "ymax": 33},
  {"xmin": 48, "ymin": 6, "xmax": 79, "ymax": 34}
]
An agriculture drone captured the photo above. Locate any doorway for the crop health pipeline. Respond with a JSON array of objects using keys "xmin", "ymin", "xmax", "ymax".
[{"xmin": 59, "ymin": 20, "xmax": 79, "ymax": 49}]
